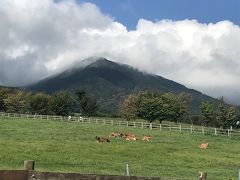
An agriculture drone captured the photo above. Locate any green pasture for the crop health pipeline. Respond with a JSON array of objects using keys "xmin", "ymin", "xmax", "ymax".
[{"xmin": 0, "ymin": 117, "xmax": 239, "ymax": 179}]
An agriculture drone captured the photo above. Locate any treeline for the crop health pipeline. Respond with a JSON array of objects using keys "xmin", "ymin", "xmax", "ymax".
[
  {"xmin": 119, "ymin": 91, "xmax": 239, "ymax": 129},
  {"xmin": 0, "ymin": 87, "xmax": 97, "ymax": 117},
  {"xmin": 1, "ymin": 86, "xmax": 238, "ymax": 129}
]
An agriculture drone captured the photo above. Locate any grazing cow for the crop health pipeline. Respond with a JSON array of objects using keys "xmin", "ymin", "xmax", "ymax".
[
  {"xmin": 109, "ymin": 132, "xmax": 122, "ymax": 138},
  {"xmin": 142, "ymin": 135, "xmax": 151, "ymax": 141},
  {"xmin": 199, "ymin": 142, "xmax": 209, "ymax": 149},
  {"xmin": 121, "ymin": 133, "xmax": 137, "ymax": 141},
  {"xmin": 96, "ymin": 136, "xmax": 110, "ymax": 143}
]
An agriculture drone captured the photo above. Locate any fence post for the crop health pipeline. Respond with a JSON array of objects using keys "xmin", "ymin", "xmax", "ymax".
[
  {"xmin": 180, "ymin": 124, "xmax": 182, "ymax": 133},
  {"xmin": 89, "ymin": 118, "xmax": 90, "ymax": 124},
  {"xmin": 133, "ymin": 122, "xmax": 136, "ymax": 128},
  {"xmin": 160, "ymin": 124, "xmax": 162, "ymax": 131},
  {"xmin": 111, "ymin": 120, "xmax": 113, "ymax": 126},
  {"xmin": 228, "ymin": 129, "xmax": 232, "ymax": 139},
  {"xmin": 150, "ymin": 123, "xmax": 152, "ymax": 130},
  {"xmin": 126, "ymin": 163, "xmax": 130, "ymax": 176},
  {"xmin": 238, "ymin": 169, "xmax": 240, "ymax": 180},
  {"xmin": 191, "ymin": 125, "xmax": 193, "ymax": 133},
  {"xmin": 214, "ymin": 128, "xmax": 217, "ymax": 136},
  {"xmin": 202, "ymin": 126, "xmax": 204, "ymax": 135},
  {"xmin": 141, "ymin": 122, "xmax": 143, "ymax": 129},
  {"xmin": 103, "ymin": 119, "xmax": 105, "ymax": 125},
  {"xmin": 230, "ymin": 126, "xmax": 232, "ymax": 139},
  {"xmin": 126, "ymin": 121, "xmax": 128, "ymax": 127},
  {"xmin": 24, "ymin": 160, "xmax": 35, "ymax": 170}
]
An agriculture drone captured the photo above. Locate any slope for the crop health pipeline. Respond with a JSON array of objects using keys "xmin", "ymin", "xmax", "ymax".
[{"xmin": 27, "ymin": 57, "xmax": 217, "ymax": 114}]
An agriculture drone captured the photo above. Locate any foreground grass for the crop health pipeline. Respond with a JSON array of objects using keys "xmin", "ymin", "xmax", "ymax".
[{"xmin": 0, "ymin": 117, "xmax": 239, "ymax": 180}]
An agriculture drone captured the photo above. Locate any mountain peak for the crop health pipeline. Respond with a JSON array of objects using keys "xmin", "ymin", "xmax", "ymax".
[
  {"xmin": 86, "ymin": 57, "xmax": 119, "ymax": 69},
  {"xmin": 58, "ymin": 57, "xmax": 113, "ymax": 78},
  {"xmin": 27, "ymin": 57, "xmax": 218, "ymax": 114}
]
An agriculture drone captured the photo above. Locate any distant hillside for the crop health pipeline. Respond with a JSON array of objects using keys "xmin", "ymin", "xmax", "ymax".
[{"xmin": 26, "ymin": 57, "xmax": 218, "ymax": 114}]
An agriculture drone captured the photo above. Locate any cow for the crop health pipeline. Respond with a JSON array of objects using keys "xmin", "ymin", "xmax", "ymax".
[
  {"xmin": 121, "ymin": 133, "xmax": 137, "ymax": 141},
  {"xmin": 142, "ymin": 135, "xmax": 151, "ymax": 141},
  {"xmin": 199, "ymin": 142, "xmax": 209, "ymax": 150},
  {"xmin": 109, "ymin": 132, "xmax": 122, "ymax": 138},
  {"xmin": 96, "ymin": 136, "xmax": 110, "ymax": 143}
]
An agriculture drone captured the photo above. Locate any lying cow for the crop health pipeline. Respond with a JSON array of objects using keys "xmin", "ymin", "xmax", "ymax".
[
  {"xmin": 109, "ymin": 132, "xmax": 122, "ymax": 138},
  {"xmin": 199, "ymin": 142, "xmax": 209, "ymax": 150},
  {"xmin": 96, "ymin": 136, "xmax": 110, "ymax": 143},
  {"xmin": 142, "ymin": 135, "xmax": 151, "ymax": 141},
  {"xmin": 121, "ymin": 133, "xmax": 137, "ymax": 141}
]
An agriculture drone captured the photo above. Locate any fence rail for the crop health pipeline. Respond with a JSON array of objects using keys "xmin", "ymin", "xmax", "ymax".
[{"xmin": 1, "ymin": 112, "xmax": 240, "ymax": 138}]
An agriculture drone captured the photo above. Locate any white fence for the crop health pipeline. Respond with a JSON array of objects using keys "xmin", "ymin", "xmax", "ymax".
[{"xmin": 1, "ymin": 112, "xmax": 240, "ymax": 139}]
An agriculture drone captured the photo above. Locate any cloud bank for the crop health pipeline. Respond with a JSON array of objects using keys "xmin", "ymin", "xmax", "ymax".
[{"xmin": 1, "ymin": 0, "xmax": 240, "ymax": 104}]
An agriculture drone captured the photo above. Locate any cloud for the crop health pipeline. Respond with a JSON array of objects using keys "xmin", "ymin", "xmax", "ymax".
[{"xmin": 1, "ymin": 0, "xmax": 240, "ymax": 104}]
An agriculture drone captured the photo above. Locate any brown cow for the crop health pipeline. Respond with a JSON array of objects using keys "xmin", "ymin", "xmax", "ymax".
[
  {"xmin": 96, "ymin": 136, "xmax": 110, "ymax": 143},
  {"xmin": 199, "ymin": 142, "xmax": 209, "ymax": 149},
  {"xmin": 121, "ymin": 133, "xmax": 137, "ymax": 141},
  {"xmin": 109, "ymin": 132, "xmax": 122, "ymax": 138},
  {"xmin": 142, "ymin": 135, "xmax": 151, "ymax": 141}
]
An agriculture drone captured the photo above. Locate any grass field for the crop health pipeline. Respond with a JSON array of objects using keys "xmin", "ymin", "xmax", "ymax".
[{"xmin": 0, "ymin": 117, "xmax": 239, "ymax": 180}]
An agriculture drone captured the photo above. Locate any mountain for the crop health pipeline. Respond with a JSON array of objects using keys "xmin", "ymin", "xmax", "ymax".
[{"xmin": 26, "ymin": 57, "xmax": 218, "ymax": 115}]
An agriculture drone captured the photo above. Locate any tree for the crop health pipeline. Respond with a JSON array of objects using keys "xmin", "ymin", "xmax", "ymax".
[
  {"xmin": 160, "ymin": 92, "xmax": 190, "ymax": 123},
  {"xmin": 0, "ymin": 94, "xmax": 4, "ymax": 111},
  {"xmin": 226, "ymin": 105, "xmax": 237, "ymax": 128},
  {"xmin": 200, "ymin": 101, "xmax": 216, "ymax": 126},
  {"xmin": 120, "ymin": 94, "xmax": 138, "ymax": 121},
  {"xmin": 50, "ymin": 91, "xmax": 72, "ymax": 116},
  {"xmin": 4, "ymin": 90, "xmax": 30, "ymax": 113},
  {"xmin": 75, "ymin": 89, "xmax": 98, "ymax": 117},
  {"xmin": 0, "ymin": 87, "xmax": 9, "ymax": 111},
  {"xmin": 127, "ymin": 91, "xmax": 191, "ymax": 124},
  {"xmin": 137, "ymin": 95, "xmax": 163, "ymax": 123},
  {"xmin": 159, "ymin": 93, "xmax": 176, "ymax": 123},
  {"xmin": 217, "ymin": 97, "xmax": 227, "ymax": 128},
  {"xmin": 200, "ymin": 97, "xmax": 238, "ymax": 128},
  {"xmin": 28, "ymin": 93, "xmax": 51, "ymax": 115},
  {"xmin": 178, "ymin": 92, "xmax": 192, "ymax": 116}
]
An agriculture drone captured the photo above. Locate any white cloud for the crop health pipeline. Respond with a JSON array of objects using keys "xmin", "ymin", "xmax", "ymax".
[{"xmin": 0, "ymin": 0, "xmax": 240, "ymax": 104}]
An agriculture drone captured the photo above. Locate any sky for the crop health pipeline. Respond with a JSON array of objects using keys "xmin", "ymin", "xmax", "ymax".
[
  {"xmin": 78, "ymin": 0, "xmax": 240, "ymax": 30},
  {"xmin": 0, "ymin": 0, "xmax": 240, "ymax": 104}
]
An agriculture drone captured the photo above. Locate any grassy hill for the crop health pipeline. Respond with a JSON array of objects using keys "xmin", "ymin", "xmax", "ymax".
[
  {"xmin": 26, "ymin": 57, "xmax": 218, "ymax": 115},
  {"xmin": 0, "ymin": 116, "xmax": 239, "ymax": 179}
]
